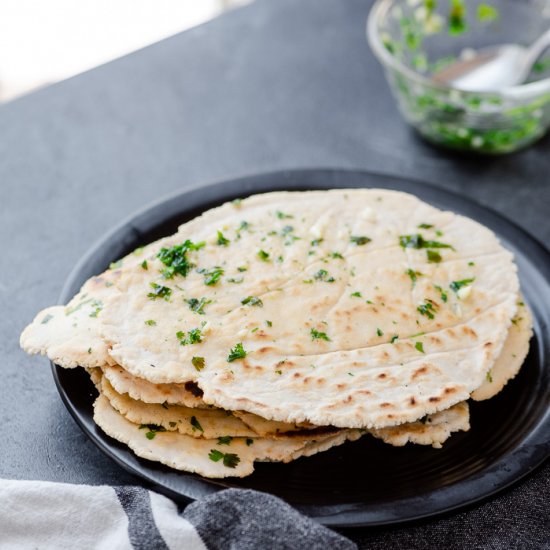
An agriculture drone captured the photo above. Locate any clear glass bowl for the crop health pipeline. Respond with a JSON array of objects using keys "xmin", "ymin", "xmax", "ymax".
[{"xmin": 367, "ymin": 0, "xmax": 550, "ymax": 154}]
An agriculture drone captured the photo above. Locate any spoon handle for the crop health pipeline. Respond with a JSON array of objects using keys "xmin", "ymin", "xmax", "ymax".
[{"xmin": 519, "ymin": 27, "xmax": 550, "ymax": 82}]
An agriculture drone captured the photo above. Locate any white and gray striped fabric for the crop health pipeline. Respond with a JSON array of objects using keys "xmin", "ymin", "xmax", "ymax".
[{"xmin": 0, "ymin": 479, "xmax": 356, "ymax": 549}]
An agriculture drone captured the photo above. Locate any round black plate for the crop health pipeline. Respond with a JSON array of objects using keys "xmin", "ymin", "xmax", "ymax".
[{"xmin": 52, "ymin": 169, "xmax": 550, "ymax": 528}]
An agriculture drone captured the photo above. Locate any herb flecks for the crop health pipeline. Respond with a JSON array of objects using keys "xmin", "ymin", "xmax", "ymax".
[
  {"xmin": 198, "ymin": 267, "xmax": 224, "ymax": 286},
  {"xmin": 41, "ymin": 313, "xmax": 54, "ymax": 325},
  {"xmin": 434, "ymin": 285, "xmax": 448, "ymax": 303},
  {"xmin": 208, "ymin": 449, "xmax": 240, "ymax": 468},
  {"xmin": 157, "ymin": 240, "xmax": 205, "ymax": 279},
  {"xmin": 217, "ymin": 436, "xmax": 233, "ymax": 446},
  {"xmin": 139, "ymin": 424, "xmax": 166, "ymax": 440},
  {"xmin": 350, "ymin": 235, "xmax": 372, "ymax": 246},
  {"xmin": 417, "ymin": 299, "xmax": 439, "ymax": 320},
  {"xmin": 350, "ymin": 291, "xmax": 362, "ymax": 298},
  {"xmin": 177, "ymin": 328, "xmax": 204, "ymax": 346},
  {"xmin": 186, "ymin": 297, "xmax": 212, "ymax": 315},
  {"xmin": 148, "ymin": 283, "xmax": 172, "ymax": 301},
  {"xmin": 399, "ymin": 234, "xmax": 454, "ymax": 251},
  {"xmin": 145, "ymin": 319, "xmax": 156, "ymax": 326},
  {"xmin": 190, "ymin": 416, "xmax": 204, "ymax": 433},
  {"xmin": 257, "ymin": 249, "xmax": 270, "ymax": 262},
  {"xmin": 241, "ymin": 296, "xmax": 263, "ymax": 307},
  {"xmin": 426, "ymin": 250, "xmax": 442, "ymax": 263},
  {"xmin": 192, "ymin": 356, "xmax": 205, "ymax": 371},
  {"xmin": 313, "ymin": 269, "xmax": 335, "ymax": 283},
  {"xmin": 450, "ymin": 278, "xmax": 475, "ymax": 293},
  {"xmin": 216, "ymin": 230, "xmax": 230, "ymax": 247},
  {"xmin": 406, "ymin": 268, "xmax": 423, "ymax": 287},
  {"xmin": 311, "ymin": 328, "xmax": 331, "ymax": 341},
  {"xmin": 415, "ymin": 341, "xmax": 425, "ymax": 353},
  {"xmin": 227, "ymin": 343, "xmax": 247, "ymax": 362}
]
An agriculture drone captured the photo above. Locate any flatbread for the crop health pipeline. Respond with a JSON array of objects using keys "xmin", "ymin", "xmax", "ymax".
[
  {"xmin": 102, "ymin": 364, "xmax": 206, "ymax": 409},
  {"xmin": 19, "ymin": 271, "xmax": 121, "ymax": 368},
  {"xmin": 100, "ymin": 376, "xmax": 257, "ymax": 439},
  {"xmin": 471, "ymin": 298, "xmax": 532, "ymax": 401},
  {"xmin": 19, "ymin": 241, "xmax": 158, "ymax": 368},
  {"xmin": 93, "ymin": 395, "xmax": 362, "ymax": 478},
  {"xmin": 369, "ymin": 401, "xmax": 470, "ymax": 448},
  {"xmin": 99, "ymin": 190, "xmax": 518, "ymax": 429}
]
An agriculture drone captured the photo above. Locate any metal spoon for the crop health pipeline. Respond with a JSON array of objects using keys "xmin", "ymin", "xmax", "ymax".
[{"xmin": 432, "ymin": 27, "xmax": 550, "ymax": 91}]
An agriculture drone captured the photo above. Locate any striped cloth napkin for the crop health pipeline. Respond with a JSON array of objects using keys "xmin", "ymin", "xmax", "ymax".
[{"xmin": 0, "ymin": 479, "xmax": 356, "ymax": 549}]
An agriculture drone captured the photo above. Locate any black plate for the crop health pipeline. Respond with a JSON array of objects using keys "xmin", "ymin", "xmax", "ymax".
[{"xmin": 52, "ymin": 169, "xmax": 550, "ymax": 528}]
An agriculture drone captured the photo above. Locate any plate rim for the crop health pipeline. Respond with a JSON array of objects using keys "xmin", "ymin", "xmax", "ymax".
[{"xmin": 51, "ymin": 168, "xmax": 550, "ymax": 528}]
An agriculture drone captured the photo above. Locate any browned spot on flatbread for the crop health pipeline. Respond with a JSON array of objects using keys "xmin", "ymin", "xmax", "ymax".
[
  {"xmin": 410, "ymin": 397, "xmax": 416, "ymax": 405},
  {"xmin": 412, "ymin": 366, "xmax": 429, "ymax": 379},
  {"xmin": 380, "ymin": 402, "xmax": 393, "ymax": 408},
  {"xmin": 377, "ymin": 373, "xmax": 387, "ymax": 379},
  {"xmin": 429, "ymin": 396, "xmax": 441, "ymax": 403},
  {"xmin": 444, "ymin": 387, "xmax": 456, "ymax": 394},
  {"xmin": 184, "ymin": 381, "xmax": 203, "ymax": 397}
]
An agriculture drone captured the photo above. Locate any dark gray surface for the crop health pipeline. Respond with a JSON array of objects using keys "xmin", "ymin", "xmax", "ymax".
[{"xmin": 1, "ymin": 0, "xmax": 548, "ymax": 547}]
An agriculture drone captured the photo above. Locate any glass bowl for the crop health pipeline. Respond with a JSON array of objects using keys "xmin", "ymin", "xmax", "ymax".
[{"xmin": 367, "ymin": 0, "xmax": 550, "ymax": 154}]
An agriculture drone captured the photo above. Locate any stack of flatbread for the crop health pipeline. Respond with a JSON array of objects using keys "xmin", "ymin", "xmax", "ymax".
[{"xmin": 20, "ymin": 189, "xmax": 532, "ymax": 478}]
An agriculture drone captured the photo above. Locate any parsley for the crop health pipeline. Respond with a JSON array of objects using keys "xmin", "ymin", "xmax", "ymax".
[
  {"xmin": 148, "ymin": 283, "xmax": 172, "ymax": 301},
  {"xmin": 450, "ymin": 278, "xmax": 475, "ymax": 293},
  {"xmin": 145, "ymin": 319, "xmax": 156, "ymax": 326},
  {"xmin": 208, "ymin": 449, "xmax": 240, "ymax": 468},
  {"xmin": 186, "ymin": 297, "xmax": 212, "ymax": 315},
  {"xmin": 198, "ymin": 266, "xmax": 224, "ymax": 286},
  {"xmin": 313, "ymin": 269, "xmax": 335, "ymax": 283},
  {"xmin": 417, "ymin": 223, "xmax": 434, "ymax": 229},
  {"xmin": 217, "ymin": 436, "xmax": 233, "ymax": 446},
  {"xmin": 310, "ymin": 328, "xmax": 331, "ymax": 341},
  {"xmin": 390, "ymin": 335, "xmax": 399, "ymax": 343},
  {"xmin": 157, "ymin": 240, "xmax": 204, "ymax": 279},
  {"xmin": 237, "ymin": 266, "xmax": 248, "ymax": 272},
  {"xmin": 426, "ymin": 250, "xmax": 442, "ymax": 263},
  {"xmin": 216, "ymin": 230, "xmax": 230, "ymax": 246},
  {"xmin": 276, "ymin": 211, "xmax": 293, "ymax": 219},
  {"xmin": 139, "ymin": 424, "xmax": 166, "ymax": 440},
  {"xmin": 241, "ymin": 296, "xmax": 263, "ymax": 307},
  {"xmin": 434, "ymin": 285, "xmax": 448, "ymax": 303},
  {"xmin": 41, "ymin": 313, "xmax": 54, "ymax": 325},
  {"xmin": 141, "ymin": 260, "xmax": 148, "ymax": 270},
  {"xmin": 477, "ymin": 3, "xmax": 498, "ymax": 22},
  {"xmin": 109, "ymin": 259, "xmax": 123, "ymax": 269},
  {"xmin": 227, "ymin": 277, "xmax": 244, "ymax": 284},
  {"xmin": 87, "ymin": 347, "xmax": 92, "ymax": 354},
  {"xmin": 192, "ymin": 356, "xmax": 205, "ymax": 371},
  {"xmin": 417, "ymin": 299, "xmax": 438, "ymax": 319},
  {"xmin": 257, "ymin": 249, "xmax": 270, "ymax": 262},
  {"xmin": 88, "ymin": 299, "xmax": 103, "ymax": 318},
  {"xmin": 190, "ymin": 416, "xmax": 204, "ymax": 433},
  {"xmin": 406, "ymin": 268, "xmax": 423, "ymax": 287},
  {"xmin": 176, "ymin": 328, "xmax": 203, "ymax": 345},
  {"xmin": 350, "ymin": 235, "xmax": 371, "ymax": 246},
  {"xmin": 399, "ymin": 234, "xmax": 454, "ymax": 250},
  {"xmin": 486, "ymin": 370, "xmax": 493, "ymax": 383},
  {"xmin": 266, "ymin": 320, "xmax": 273, "ymax": 327},
  {"xmin": 468, "ymin": 261, "xmax": 475, "ymax": 266},
  {"xmin": 350, "ymin": 291, "xmax": 362, "ymax": 298},
  {"xmin": 232, "ymin": 198, "xmax": 242, "ymax": 206},
  {"xmin": 331, "ymin": 252, "xmax": 344, "ymax": 259},
  {"xmin": 275, "ymin": 369, "xmax": 282, "ymax": 375},
  {"xmin": 449, "ymin": 0, "xmax": 467, "ymax": 35},
  {"xmin": 415, "ymin": 341, "xmax": 425, "ymax": 353},
  {"xmin": 376, "ymin": 328, "xmax": 384, "ymax": 337},
  {"xmin": 227, "ymin": 343, "xmax": 247, "ymax": 362},
  {"xmin": 246, "ymin": 438, "xmax": 254, "ymax": 446},
  {"xmin": 311, "ymin": 238, "xmax": 324, "ymax": 246}
]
